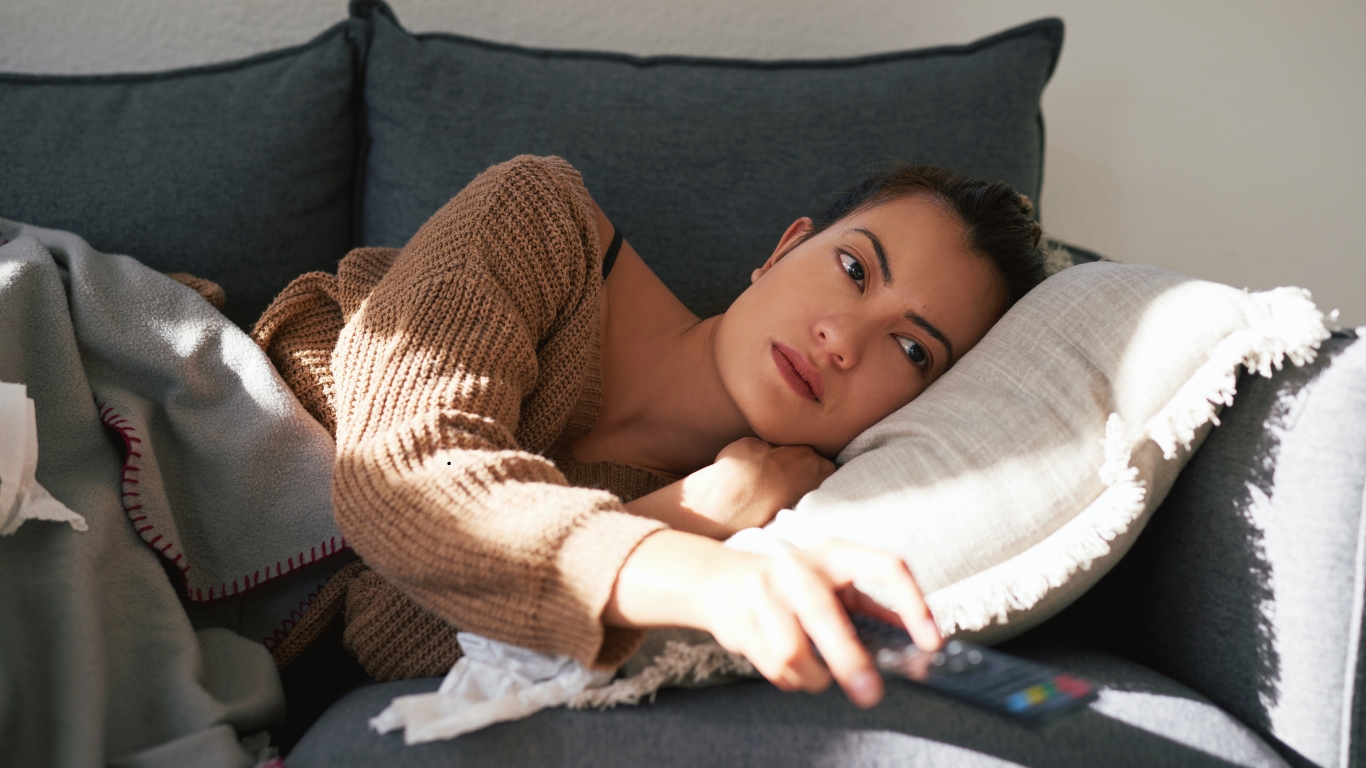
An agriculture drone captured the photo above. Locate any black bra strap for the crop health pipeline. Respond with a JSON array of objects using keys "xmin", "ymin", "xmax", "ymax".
[{"xmin": 602, "ymin": 226, "xmax": 623, "ymax": 279}]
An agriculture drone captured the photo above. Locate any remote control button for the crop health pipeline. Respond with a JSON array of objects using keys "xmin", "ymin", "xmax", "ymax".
[
  {"xmin": 946, "ymin": 640, "xmax": 964, "ymax": 656},
  {"xmin": 967, "ymin": 649, "xmax": 983, "ymax": 665},
  {"xmin": 1053, "ymin": 674, "xmax": 1093, "ymax": 697}
]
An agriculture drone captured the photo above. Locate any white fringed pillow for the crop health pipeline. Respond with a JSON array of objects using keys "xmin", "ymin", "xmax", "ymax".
[{"xmin": 762, "ymin": 261, "xmax": 1329, "ymax": 643}]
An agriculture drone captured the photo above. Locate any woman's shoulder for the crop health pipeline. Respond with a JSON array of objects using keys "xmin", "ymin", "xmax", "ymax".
[
  {"xmin": 468, "ymin": 154, "xmax": 595, "ymax": 214},
  {"xmin": 393, "ymin": 154, "xmax": 600, "ymax": 293},
  {"xmin": 349, "ymin": 155, "xmax": 603, "ymax": 353}
]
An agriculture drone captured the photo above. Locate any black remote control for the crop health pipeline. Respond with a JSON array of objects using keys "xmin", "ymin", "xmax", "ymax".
[{"xmin": 851, "ymin": 614, "xmax": 1098, "ymax": 724}]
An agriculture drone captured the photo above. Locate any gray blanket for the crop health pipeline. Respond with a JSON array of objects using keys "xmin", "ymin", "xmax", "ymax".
[{"xmin": 0, "ymin": 219, "xmax": 343, "ymax": 767}]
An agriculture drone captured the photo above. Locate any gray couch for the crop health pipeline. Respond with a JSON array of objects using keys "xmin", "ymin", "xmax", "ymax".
[{"xmin": 2, "ymin": 1, "xmax": 1361, "ymax": 765}]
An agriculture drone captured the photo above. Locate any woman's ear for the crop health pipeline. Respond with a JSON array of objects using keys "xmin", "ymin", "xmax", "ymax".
[{"xmin": 752, "ymin": 217, "xmax": 815, "ymax": 284}]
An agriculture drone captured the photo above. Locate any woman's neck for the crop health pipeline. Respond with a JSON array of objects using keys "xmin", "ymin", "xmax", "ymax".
[{"xmin": 571, "ymin": 247, "xmax": 755, "ymax": 477}]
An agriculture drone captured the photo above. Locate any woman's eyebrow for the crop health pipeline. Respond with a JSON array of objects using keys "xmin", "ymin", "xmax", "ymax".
[
  {"xmin": 907, "ymin": 311, "xmax": 954, "ymax": 366},
  {"xmin": 847, "ymin": 225, "xmax": 952, "ymax": 365},
  {"xmin": 850, "ymin": 227, "xmax": 892, "ymax": 285}
]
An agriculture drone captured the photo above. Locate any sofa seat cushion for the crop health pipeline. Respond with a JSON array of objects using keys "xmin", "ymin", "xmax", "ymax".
[
  {"xmin": 0, "ymin": 21, "xmax": 362, "ymax": 329},
  {"xmin": 287, "ymin": 646, "xmax": 1287, "ymax": 767},
  {"xmin": 352, "ymin": 0, "xmax": 1061, "ymax": 318}
]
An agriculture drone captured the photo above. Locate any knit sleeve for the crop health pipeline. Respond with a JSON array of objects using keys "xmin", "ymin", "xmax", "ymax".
[{"xmin": 330, "ymin": 156, "xmax": 667, "ymax": 668}]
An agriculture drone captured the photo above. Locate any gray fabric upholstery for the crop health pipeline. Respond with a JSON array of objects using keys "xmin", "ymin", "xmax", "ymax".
[
  {"xmin": 353, "ymin": 0, "xmax": 1061, "ymax": 317},
  {"xmin": 1141, "ymin": 332, "xmax": 1366, "ymax": 767},
  {"xmin": 287, "ymin": 646, "xmax": 1286, "ymax": 767},
  {"xmin": 1018, "ymin": 333, "xmax": 1366, "ymax": 768},
  {"xmin": 0, "ymin": 23, "xmax": 360, "ymax": 329}
]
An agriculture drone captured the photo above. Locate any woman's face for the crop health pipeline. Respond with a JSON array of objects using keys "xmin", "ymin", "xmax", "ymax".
[{"xmin": 714, "ymin": 194, "xmax": 1007, "ymax": 456}]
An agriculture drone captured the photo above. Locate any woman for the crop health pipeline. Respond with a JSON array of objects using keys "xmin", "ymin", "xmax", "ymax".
[{"xmin": 256, "ymin": 155, "xmax": 1046, "ymax": 709}]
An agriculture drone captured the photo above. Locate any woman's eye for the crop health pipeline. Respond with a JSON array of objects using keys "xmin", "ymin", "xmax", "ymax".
[
  {"xmin": 839, "ymin": 252, "xmax": 865, "ymax": 288},
  {"xmin": 899, "ymin": 337, "xmax": 929, "ymax": 368}
]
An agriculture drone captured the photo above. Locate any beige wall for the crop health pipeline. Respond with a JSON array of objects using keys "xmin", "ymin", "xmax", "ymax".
[{"xmin": 4, "ymin": 0, "xmax": 1362, "ymax": 326}]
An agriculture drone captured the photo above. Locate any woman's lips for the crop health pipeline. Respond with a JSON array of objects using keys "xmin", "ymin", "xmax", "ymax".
[{"xmin": 772, "ymin": 342, "xmax": 824, "ymax": 402}]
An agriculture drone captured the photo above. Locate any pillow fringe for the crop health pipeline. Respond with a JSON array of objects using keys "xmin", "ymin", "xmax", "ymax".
[
  {"xmin": 1145, "ymin": 286, "xmax": 1329, "ymax": 459},
  {"xmin": 928, "ymin": 286, "xmax": 1329, "ymax": 635},
  {"xmin": 567, "ymin": 639, "xmax": 755, "ymax": 710},
  {"xmin": 928, "ymin": 450, "xmax": 1148, "ymax": 632}
]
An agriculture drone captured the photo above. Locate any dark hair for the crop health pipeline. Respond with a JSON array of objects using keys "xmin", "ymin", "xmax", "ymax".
[{"xmin": 805, "ymin": 165, "xmax": 1048, "ymax": 306}]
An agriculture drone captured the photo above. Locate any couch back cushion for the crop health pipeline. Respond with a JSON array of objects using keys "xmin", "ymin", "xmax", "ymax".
[
  {"xmin": 355, "ymin": 0, "xmax": 1062, "ymax": 317},
  {"xmin": 0, "ymin": 23, "xmax": 361, "ymax": 329}
]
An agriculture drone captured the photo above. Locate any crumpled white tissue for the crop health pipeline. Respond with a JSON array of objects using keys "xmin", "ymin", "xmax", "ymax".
[
  {"xmin": 370, "ymin": 632, "xmax": 614, "ymax": 744},
  {"xmin": 0, "ymin": 382, "xmax": 86, "ymax": 536},
  {"xmin": 369, "ymin": 528, "xmax": 801, "ymax": 746}
]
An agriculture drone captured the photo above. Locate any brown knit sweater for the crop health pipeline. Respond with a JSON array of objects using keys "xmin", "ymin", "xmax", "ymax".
[{"xmin": 253, "ymin": 156, "xmax": 675, "ymax": 679}]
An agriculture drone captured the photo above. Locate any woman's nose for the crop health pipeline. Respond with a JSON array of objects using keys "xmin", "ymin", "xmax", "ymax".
[{"xmin": 814, "ymin": 315, "xmax": 861, "ymax": 370}]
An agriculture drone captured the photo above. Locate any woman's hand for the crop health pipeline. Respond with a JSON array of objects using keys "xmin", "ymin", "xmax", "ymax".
[
  {"xmin": 605, "ymin": 531, "xmax": 943, "ymax": 708},
  {"xmin": 700, "ymin": 539, "xmax": 942, "ymax": 707},
  {"xmin": 680, "ymin": 437, "xmax": 836, "ymax": 535}
]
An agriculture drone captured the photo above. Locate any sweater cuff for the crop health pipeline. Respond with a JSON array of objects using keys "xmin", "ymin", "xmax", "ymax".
[{"xmin": 546, "ymin": 506, "xmax": 668, "ymax": 669}]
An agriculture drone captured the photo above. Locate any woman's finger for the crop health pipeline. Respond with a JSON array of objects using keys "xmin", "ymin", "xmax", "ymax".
[
  {"xmin": 773, "ymin": 554, "xmax": 883, "ymax": 708},
  {"xmin": 752, "ymin": 575, "xmax": 830, "ymax": 692},
  {"xmin": 838, "ymin": 585, "xmax": 903, "ymax": 627},
  {"xmin": 815, "ymin": 455, "xmax": 837, "ymax": 482},
  {"xmin": 810, "ymin": 542, "xmax": 943, "ymax": 652}
]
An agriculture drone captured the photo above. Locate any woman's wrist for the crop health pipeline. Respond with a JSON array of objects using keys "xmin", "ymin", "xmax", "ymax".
[
  {"xmin": 623, "ymin": 482, "xmax": 736, "ymax": 540},
  {"xmin": 603, "ymin": 528, "xmax": 756, "ymax": 631}
]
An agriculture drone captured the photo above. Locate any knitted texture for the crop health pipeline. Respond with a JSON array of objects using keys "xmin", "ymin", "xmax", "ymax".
[
  {"xmin": 269, "ymin": 560, "xmax": 367, "ymax": 670},
  {"xmin": 342, "ymin": 567, "xmax": 466, "ymax": 681},
  {"xmin": 255, "ymin": 156, "xmax": 670, "ymax": 678},
  {"xmin": 252, "ymin": 249, "xmax": 399, "ymax": 435},
  {"xmin": 273, "ymin": 454, "xmax": 672, "ymax": 680},
  {"xmin": 553, "ymin": 447, "xmax": 675, "ymax": 504}
]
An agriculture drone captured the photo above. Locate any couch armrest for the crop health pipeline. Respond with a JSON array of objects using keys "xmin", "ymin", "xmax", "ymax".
[{"xmin": 1024, "ymin": 332, "xmax": 1366, "ymax": 768}]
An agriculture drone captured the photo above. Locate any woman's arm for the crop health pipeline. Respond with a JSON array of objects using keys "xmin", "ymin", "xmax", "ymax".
[
  {"xmin": 624, "ymin": 436, "xmax": 835, "ymax": 539},
  {"xmin": 605, "ymin": 529, "xmax": 944, "ymax": 708},
  {"xmin": 331, "ymin": 156, "xmax": 666, "ymax": 668}
]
